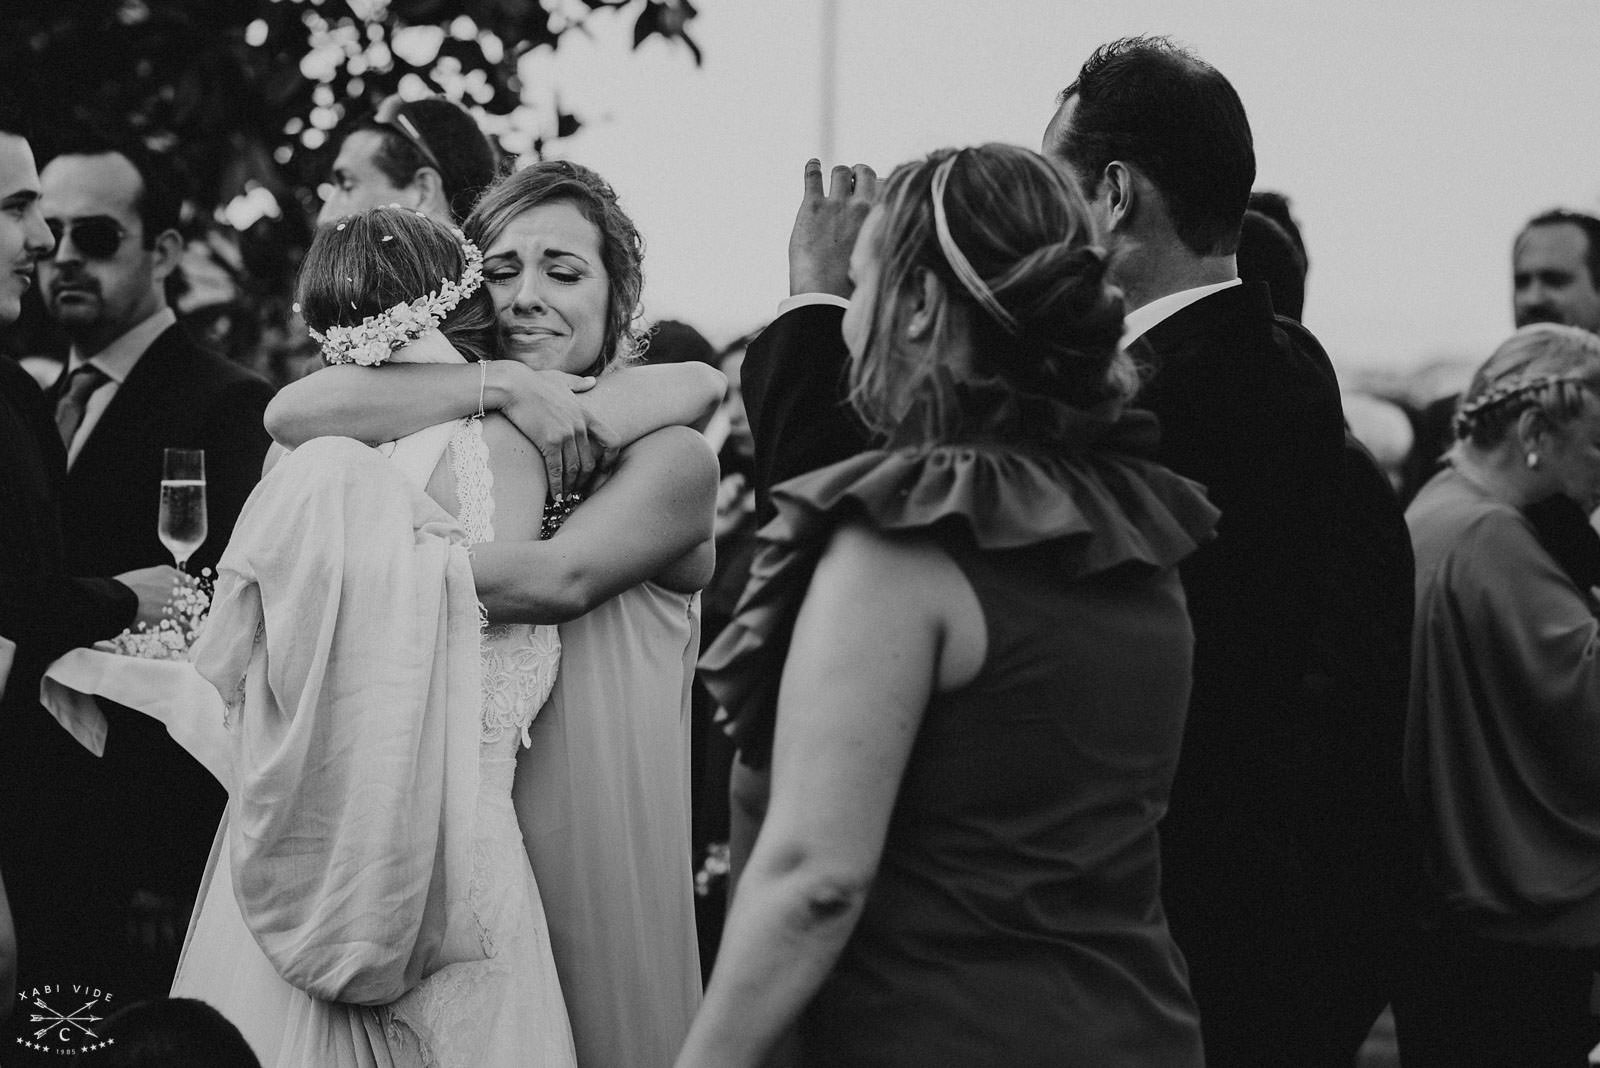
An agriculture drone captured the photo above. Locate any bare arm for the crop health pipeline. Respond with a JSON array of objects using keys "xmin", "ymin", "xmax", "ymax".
[
  {"xmin": 264, "ymin": 360, "xmax": 722, "ymax": 496},
  {"xmin": 469, "ymin": 424, "xmax": 718, "ymax": 624},
  {"xmin": 584, "ymin": 361, "xmax": 726, "ymax": 436},
  {"xmin": 674, "ymin": 524, "xmax": 980, "ymax": 1068}
]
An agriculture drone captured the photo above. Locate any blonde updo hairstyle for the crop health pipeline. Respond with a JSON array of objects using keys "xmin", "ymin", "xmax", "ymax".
[
  {"xmin": 848, "ymin": 143, "xmax": 1133, "ymax": 442},
  {"xmin": 1452, "ymin": 324, "xmax": 1600, "ymax": 451}
]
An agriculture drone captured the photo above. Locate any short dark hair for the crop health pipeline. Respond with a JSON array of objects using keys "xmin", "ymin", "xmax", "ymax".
[
  {"xmin": 0, "ymin": 87, "xmax": 33, "ymax": 142},
  {"xmin": 1516, "ymin": 208, "xmax": 1600, "ymax": 285},
  {"xmin": 642, "ymin": 319, "xmax": 716, "ymax": 367},
  {"xmin": 1049, "ymin": 35, "xmax": 1254, "ymax": 256},
  {"xmin": 1238, "ymin": 208, "xmax": 1307, "ymax": 321},
  {"xmin": 70, "ymin": 997, "xmax": 260, "ymax": 1068},
  {"xmin": 1248, "ymin": 190, "xmax": 1305, "ymax": 266},
  {"xmin": 46, "ymin": 134, "xmax": 187, "ymax": 248},
  {"xmin": 359, "ymin": 96, "xmax": 502, "ymax": 224}
]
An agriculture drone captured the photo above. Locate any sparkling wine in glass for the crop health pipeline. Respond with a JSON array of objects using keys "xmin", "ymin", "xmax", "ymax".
[{"xmin": 160, "ymin": 448, "xmax": 208, "ymax": 572}]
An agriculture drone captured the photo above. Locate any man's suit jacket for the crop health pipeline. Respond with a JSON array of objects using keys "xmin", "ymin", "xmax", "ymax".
[
  {"xmin": 51, "ymin": 322, "xmax": 275, "ymax": 577},
  {"xmin": 1127, "ymin": 284, "xmax": 1386, "ymax": 841},
  {"xmin": 0, "ymin": 355, "xmax": 137, "ymax": 997},
  {"xmin": 0, "ymin": 356, "xmax": 136, "ymax": 708},
  {"xmin": 742, "ymin": 302, "xmax": 872, "ymax": 525},
  {"xmin": 44, "ymin": 323, "xmax": 272, "ymax": 994}
]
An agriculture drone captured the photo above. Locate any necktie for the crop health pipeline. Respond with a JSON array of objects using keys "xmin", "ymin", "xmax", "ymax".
[{"xmin": 55, "ymin": 364, "xmax": 110, "ymax": 448}]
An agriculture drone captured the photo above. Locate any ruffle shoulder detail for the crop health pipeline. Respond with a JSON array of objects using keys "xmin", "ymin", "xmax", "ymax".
[{"xmin": 699, "ymin": 424, "xmax": 1218, "ymax": 768}]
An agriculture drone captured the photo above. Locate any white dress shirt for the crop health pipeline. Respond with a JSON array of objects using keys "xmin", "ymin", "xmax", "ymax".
[
  {"xmin": 63, "ymin": 305, "xmax": 177, "ymax": 469},
  {"xmin": 1119, "ymin": 278, "xmax": 1241, "ymax": 349}
]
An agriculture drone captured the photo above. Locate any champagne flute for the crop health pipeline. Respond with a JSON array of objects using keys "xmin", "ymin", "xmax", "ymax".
[{"xmin": 159, "ymin": 448, "xmax": 208, "ymax": 573}]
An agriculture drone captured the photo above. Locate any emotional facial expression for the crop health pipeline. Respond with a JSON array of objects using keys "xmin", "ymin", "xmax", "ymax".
[
  {"xmin": 0, "ymin": 134, "xmax": 54, "ymax": 324},
  {"xmin": 1513, "ymin": 223, "xmax": 1600, "ymax": 335},
  {"xmin": 319, "ymin": 130, "xmax": 414, "ymax": 226},
  {"xmin": 482, "ymin": 200, "xmax": 611, "ymax": 374}
]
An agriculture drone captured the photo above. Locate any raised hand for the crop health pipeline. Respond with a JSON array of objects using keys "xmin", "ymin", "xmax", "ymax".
[{"xmin": 789, "ymin": 159, "xmax": 878, "ymax": 298}]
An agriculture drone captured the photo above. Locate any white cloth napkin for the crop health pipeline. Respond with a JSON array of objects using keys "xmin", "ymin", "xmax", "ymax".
[{"xmin": 41, "ymin": 646, "xmax": 231, "ymax": 790}]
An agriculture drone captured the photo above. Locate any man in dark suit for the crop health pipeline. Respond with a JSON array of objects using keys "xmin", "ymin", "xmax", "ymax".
[
  {"xmin": 1044, "ymin": 37, "xmax": 1411, "ymax": 1066},
  {"xmin": 0, "ymin": 109, "xmax": 179, "ymax": 1027},
  {"xmin": 35, "ymin": 137, "xmax": 273, "ymax": 996},
  {"xmin": 736, "ymin": 37, "xmax": 1414, "ymax": 1068}
]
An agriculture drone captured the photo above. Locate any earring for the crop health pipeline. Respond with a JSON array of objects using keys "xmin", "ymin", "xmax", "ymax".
[{"xmin": 1527, "ymin": 451, "xmax": 1541, "ymax": 469}]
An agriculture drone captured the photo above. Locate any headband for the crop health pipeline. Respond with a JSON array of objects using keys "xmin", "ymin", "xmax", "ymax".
[{"xmin": 930, "ymin": 152, "xmax": 1019, "ymax": 335}]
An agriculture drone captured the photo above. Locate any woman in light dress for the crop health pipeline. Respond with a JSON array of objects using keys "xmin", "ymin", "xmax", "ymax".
[
  {"xmin": 174, "ymin": 206, "xmax": 578, "ymax": 1066},
  {"xmin": 266, "ymin": 161, "xmax": 719, "ymax": 1068}
]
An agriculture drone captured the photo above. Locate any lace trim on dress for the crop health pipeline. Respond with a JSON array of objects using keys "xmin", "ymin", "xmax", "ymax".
[
  {"xmin": 450, "ymin": 417, "xmax": 495, "ymax": 545},
  {"xmin": 480, "ymin": 623, "xmax": 561, "ymax": 749},
  {"xmin": 382, "ymin": 956, "xmax": 507, "ymax": 1068}
]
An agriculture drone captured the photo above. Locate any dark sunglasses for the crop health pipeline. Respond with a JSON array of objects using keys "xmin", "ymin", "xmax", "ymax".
[
  {"xmin": 374, "ymin": 96, "xmax": 445, "ymax": 176},
  {"xmin": 46, "ymin": 216, "xmax": 128, "ymax": 260}
]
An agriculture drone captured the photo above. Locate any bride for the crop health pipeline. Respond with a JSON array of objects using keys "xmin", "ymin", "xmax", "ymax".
[{"xmin": 172, "ymin": 206, "xmax": 602, "ymax": 1066}]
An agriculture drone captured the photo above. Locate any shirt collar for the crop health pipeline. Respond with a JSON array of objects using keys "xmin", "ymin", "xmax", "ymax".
[
  {"xmin": 68, "ymin": 305, "xmax": 177, "ymax": 384},
  {"xmin": 1120, "ymin": 278, "xmax": 1241, "ymax": 348}
]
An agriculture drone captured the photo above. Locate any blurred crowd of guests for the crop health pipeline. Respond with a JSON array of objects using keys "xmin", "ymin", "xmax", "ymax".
[{"xmin": 6, "ymin": 27, "xmax": 1600, "ymax": 1068}]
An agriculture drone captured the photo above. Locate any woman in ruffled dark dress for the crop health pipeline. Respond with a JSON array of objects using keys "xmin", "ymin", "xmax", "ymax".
[{"xmin": 679, "ymin": 144, "xmax": 1216, "ymax": 1068}]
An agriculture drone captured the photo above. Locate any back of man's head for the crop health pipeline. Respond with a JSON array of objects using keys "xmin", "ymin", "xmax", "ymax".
[
  {"xmin": 359, "ymin": 96, "xmax": 501, "ymax": 223},
  {"xmin": 1048, "ymin": 36, "xmax": 1254, "ymax": 257},
  {"xmin": 1238, "ymin": 208, "xmax": 1307, "ymax": 321}
]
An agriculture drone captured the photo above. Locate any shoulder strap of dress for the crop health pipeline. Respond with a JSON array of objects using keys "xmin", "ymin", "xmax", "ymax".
[{"xmin": 449, "ymin": 416, "xmax": 495, "ymax": 545}]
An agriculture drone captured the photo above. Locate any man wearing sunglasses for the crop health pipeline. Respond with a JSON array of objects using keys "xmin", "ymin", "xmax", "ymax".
[
  {"xmin": 0, "ymin": 104, "xmax": 184, "ymax": 1036},
  {"xmin": 33, "ymin": 136, "xmax": 274, "ymax": 1000},
  {"xmin": 319, "ymin": 94, "xmax": 501, "ymax": 227}
]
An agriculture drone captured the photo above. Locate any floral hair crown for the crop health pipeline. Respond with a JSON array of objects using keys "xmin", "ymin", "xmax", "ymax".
[{"xmin": 296, "ymin": 214, "xmax": 485, "ymax": 366}]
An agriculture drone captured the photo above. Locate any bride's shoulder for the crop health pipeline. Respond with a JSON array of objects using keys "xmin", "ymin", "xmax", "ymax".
[{"xmin": 475, "ymin": 413, "xmax": 550, "ymax": 542}]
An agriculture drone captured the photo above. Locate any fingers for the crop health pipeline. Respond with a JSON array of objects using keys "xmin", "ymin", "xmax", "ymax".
[
  {"xmin": 829, "ymin": 164, "xmax": 854, "ymax": 199},
  {"xmin": 803, "ymin": 157, "xmax": 824, "ymax": 198},
  {"xmin": 541, "ymin": 443, "xmax": 567, "ymax": 501},
  {"xmin": 558, "ymin": 373, "xmax": 597, "ymax": 394},
  {"xmin": 851, "ymin": 163, "xmax": 878, "ymax": 200}
]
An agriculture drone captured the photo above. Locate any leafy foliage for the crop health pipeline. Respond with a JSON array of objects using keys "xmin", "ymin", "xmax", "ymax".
[{"xmin": 0, "ymin": 0, "xmax": 700, "ymax": 382}]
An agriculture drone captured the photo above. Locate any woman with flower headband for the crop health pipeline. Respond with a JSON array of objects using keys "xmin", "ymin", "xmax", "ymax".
[
  {"xmin": 679, "ymin": 144, "xmax": 1215, "ymax": 1067},
  {"xmin": 265, "ymin": 162, "xmax": 718, "ymax": 1068},
  {"xmin": 174, "ymin": 205, "xmax": 597, "ymax": 1066},
  {"xmin": 1399, "ymin": 323, "xmax": 1600, "ymax": 1065}
]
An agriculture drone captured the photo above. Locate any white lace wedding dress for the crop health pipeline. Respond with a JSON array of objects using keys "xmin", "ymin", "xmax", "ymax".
[{"xmin": 172, "ymin": 419, "xmax": 577, "ymax": 1068}]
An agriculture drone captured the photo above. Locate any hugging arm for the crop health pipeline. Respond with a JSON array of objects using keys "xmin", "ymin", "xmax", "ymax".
[
  {"xmin": 263, "ymin": 360, "xmax": 723, "ymax": 496},
  {"xmin": 469, "ymin": 424, "xmax": 719, "ymax": 624}
]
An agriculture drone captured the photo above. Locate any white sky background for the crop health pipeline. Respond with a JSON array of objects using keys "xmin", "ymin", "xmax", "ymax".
[{"xmin": 536, "ymin": 0, "xmax": 1600, "ymax": 396}]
